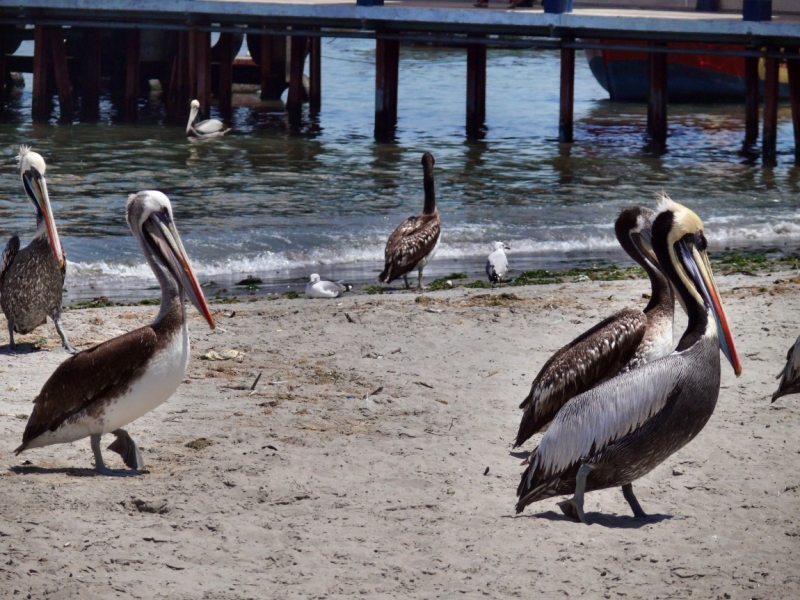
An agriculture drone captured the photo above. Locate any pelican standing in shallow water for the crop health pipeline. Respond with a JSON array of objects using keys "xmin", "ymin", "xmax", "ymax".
[
  {"xmin": 376, "ymin": 152, "xmax": 441, "ymax": 290},
  {"xmin": 1, "ymin": 146, "xmax": 75, "ymax": 353},
  {"xmin": 516, "ymin": 197, "xmax": 741, "ymax": 523},
  {"xmin": 186, "ymin": 99, "xmax": 230, "ymax": 138},
  {"xmin": 486, "ymin": 241, "xmax": 510, "ymax": 287},
  {"xmin": 514, "ymin": 206, "xmax": 674, "ymax": 449},
  {"xmin": 15, "ymin": 191, "xmax": 215, "ymax": 474}
]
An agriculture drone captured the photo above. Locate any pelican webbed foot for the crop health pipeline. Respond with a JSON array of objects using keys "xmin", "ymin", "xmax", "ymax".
[
  {"xmin": 91, "ymin": 433, "xmax": 144, "ymax": 476},
  {"xmin": 403, "ymin": 274, "xmax": 411, "ymax": 290},
  {"xmin": 53, "ymin": 316, "xmax": 77, "ymax": 354},
  {"xmin": 557, "ymin": 463, "xmax": 595, "ymax": 524},
  {"xmin": 107, "ymin": 428, "xmax": 146, "ymax": 470},
  {"xmin": 621, "ymin": 483, "xmax": 648, "ymax": 518}
]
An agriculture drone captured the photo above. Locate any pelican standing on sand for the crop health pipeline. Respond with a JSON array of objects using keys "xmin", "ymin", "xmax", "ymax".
[
  {"xmin": 486, "ymin": 241, "xmax": 510, "ymax": 287},
  {"xmin": 514, "ymin": 206, "xmax": 674, "ymax": 448},
  {"xmin": 15, "ymin": 191, "xmax": 215, "ymax": 474},
  {"xmin": 186, "ymin": 99, "xmax": 230, "ymax": 138},
  {"xmin": 376, "ymin": 152, "xmax": 441, "ymax": 290},
  {"xmin": 516, "ymin": 197, "xmax": 741, "ymax": 523},
  {"xmin": 772, "ymin": 335, "xmax": 800, "ymax": 402},
  {"xmin": 305, "ymin": 273, "xmax": 350, "ymax": 298},
  {"xmin": 1, "ymin": 146, "xmax": 75, "ymax": 353}
]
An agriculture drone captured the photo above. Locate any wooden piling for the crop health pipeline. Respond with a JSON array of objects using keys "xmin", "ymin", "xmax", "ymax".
[
  {"xmin": 559, "ymin": 40, "xmax": 575, "ymax": 144},
  {"xmin": 787, "ymin": 51, "xmax": 800, "ymax": 164},
  {"xmin": 217, "ymin": 32, "xmax": 234, "ymax": 121},
  {"xmin": 0, "ymin": 41, "xmax": 6, "ymax": 97},
  {"xmin": 744, "ymin": 56, "xmax": 759, "ymax": 147},
  {"xmin": 287, "ymin": 35, "xmax": 307, "ymax": 119},
  {"xmin": 466, "ymin": 41, "xmax": 487, "ymax": 140},
  {"xmin": 374, "ymin": 38, "xmax": 400, "ymax": 143},
  {"xmin": 647, "ymin": 43, "xmax": 668, "ymax": 148},
  {"xmin": 309, "ymin": 34, "xmax": 321, "ymax": 113},
  {"xmin": 125, "ymin": 29, "xmax": 140, "ymax": 123},
  {"xmin": 177, "ymin": 31, "xmax": 190, "ymax": 115},
  {"xmin": 80, "ymin": 28, "xmax": 101, "ymax": 122},
  {"xmin": 762, "ymin": 55, "xmax": 780, "ymax": 167},
  {"xmin": 47, "ymin": 26, "xmax": 73, "ymax": 122},
  {"xmin": 196, "ymin": 30, "xmax": 211, "ymax": 119},
  {"xmin": 32, "ymin": 26, "xmax": 51, "ymax": 121}
]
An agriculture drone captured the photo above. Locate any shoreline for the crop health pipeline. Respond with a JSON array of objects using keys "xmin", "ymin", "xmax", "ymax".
[{"xmin": 1, "ymin": 270, "xmax": 799, "ymax": 598}]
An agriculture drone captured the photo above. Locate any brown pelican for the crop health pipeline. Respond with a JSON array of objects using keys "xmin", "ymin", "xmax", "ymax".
[
  {"xmin": 772, "ymin": 336, "xmax": 800, "ymax": 402},
  {"xmin": 15, "ymin": 191, "xmax": 215, "ymax": 475},
  {"xmin": 486, "ymin": 241, "xmax": 510, "ymax": 287},
  {"xmin": 516, "ymin": 197, "xmax": 741, "ymax": 523},
  {"xmin": 186, "ymin": 99, "xmax": 230, "ymax": 138},
  {"xmin": 514, "ymin": 206, "xmax": 674, "ymax": 449},
  {"xmin": 1, "ymin": 146, "xmax": 75, "ymax": 353},
  {"xmin": 305, "ymin": 274, "xmax": 350, "ymax": 298},
  {"xmin": 376, "ymin": 152, "xmax": 441, "ymax": 290}
]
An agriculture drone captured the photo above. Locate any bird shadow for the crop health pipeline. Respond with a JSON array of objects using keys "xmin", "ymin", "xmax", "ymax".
[
  {"xmin": 0, "ymin": 343, "xmax": 41, "ymax": 355},
  {"xmin": 10, "ymin": 465, "xmax": 97, "ymax": 477},
  {"xmin": 511, "ymin": 510, "xmax": 676, "ymax": 529}
]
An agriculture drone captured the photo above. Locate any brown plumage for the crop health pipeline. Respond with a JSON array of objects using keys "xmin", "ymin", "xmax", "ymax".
[
  {"xmin": 514, "ymin": 206, "xmax": 674, "ymax": 448},
  {"xmin": 377, "ymin": 152, "xmax": 441, "ymax": 290}
]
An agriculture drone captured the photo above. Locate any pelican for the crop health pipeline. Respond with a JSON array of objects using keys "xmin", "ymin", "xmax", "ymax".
[
  {"xmin": 1, "ymin": 146, "xmax": 75, "ymax": 353},
  {"xmin": 15, "ymin": 191, "xmax": 215, "ymax": 475},
  {"xmin": 772, "ymin": 336, "xmax": 800, "ymax": 402},
  {"xmin": 186, "ymin": 99, "xmax": 230, "ymax": 138},
  {"xmin": 516, "ymin": 196, "xmax": 741, "ymax": 523},
  {"xmin": 514, "ymin": 206, "xmax": 674, "ymax": 448},
  {"xmin": 305, "ymin": 274, "xmax": 351, "ymax": 299},
  {"xmin": 376, "ymin": 152, "xmax": 441, "ymax": 290},
  {"xmin": 486, "ymin": 241, "xmax": 510, "ymax": 287}
]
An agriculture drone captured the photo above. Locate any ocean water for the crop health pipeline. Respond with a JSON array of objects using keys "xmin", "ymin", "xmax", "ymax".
[{"xmin": 1, "ymin": 38, "xmax": 799, "ymax": 301}]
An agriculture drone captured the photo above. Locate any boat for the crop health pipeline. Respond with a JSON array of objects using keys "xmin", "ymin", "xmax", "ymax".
[{"xmin": 585, "ymin": 40, "xmax": 790, "ymax": 103}]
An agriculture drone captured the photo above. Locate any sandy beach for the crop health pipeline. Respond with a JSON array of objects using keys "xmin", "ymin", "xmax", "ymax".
[{"xmin": 0, "ymin": 271, "xmax": 798, "ymax": 599}]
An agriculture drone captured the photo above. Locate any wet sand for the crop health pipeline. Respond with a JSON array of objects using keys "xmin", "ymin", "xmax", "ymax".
[{"xmin": 0, "ymin": 272, "xmax": 798, "ymax": 599}]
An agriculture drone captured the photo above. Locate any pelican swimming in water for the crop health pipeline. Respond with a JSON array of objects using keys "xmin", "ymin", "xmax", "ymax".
[
  {"xmin": 514, "ymin": 206, "xmax": 674, "ymax": 449},
  {"xmin": 186, "ymin": 99, "xmax": 230, "ymax": 138},
  {"xmin": 772, "ymin": 335, "xmax": 800, "ymax": 402},
  {"xmin": 1, "ymin": 146, "xmax": 75, "ymax": 353},
  {"xmin": 305, "ymin": 274, "xmax": 351, "ymax": 299},
  {"xmin": 15, "ymin": 191, "xmax": 215, "ymax": 475},
  {"xmin": 486, "ymin": 241, "xmax": 510, "ymax": 287},
  {"xmin": 516, "ymin": 196, "xmax": 741, "ymax": 523},
  {"xmin": 376, "ymin": 152, "xmax": 441, "ymax": 290}
]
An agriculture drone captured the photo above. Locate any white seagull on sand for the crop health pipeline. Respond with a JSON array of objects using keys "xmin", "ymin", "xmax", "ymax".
[
  {"xmin": 486, "ymin": 241, "xmax": 510, "ymax": 287},
  {"xmin": 305, "ymin": 274, "xmax": 350, "ymax": 299}
]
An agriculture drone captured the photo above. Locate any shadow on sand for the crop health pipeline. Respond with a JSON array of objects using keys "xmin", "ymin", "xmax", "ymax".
[
  {"xmin": 0, "ymin": 342, "xmax": 42, "ymax": 355},
  {"xmin": 510, "ymin": 510, "xmax": 676, "ymax": 530}
]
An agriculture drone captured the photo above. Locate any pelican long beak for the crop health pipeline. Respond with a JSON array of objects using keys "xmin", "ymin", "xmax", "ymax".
[
  {"xmin": 23, "ymin": 168, "xmax": 64, "ymax": 269},
  {"xmin": 186, "ymin": 105, "xmax": 199, "ymax": 135},
  {"xmin": 678, "ymin": 240, "xmax": 742, "ymax": 376},
  {"xmin": 631, "ymin": 229, "xmax": 659, "ymax": 267},
  {"xmin": 145, "ymin": 212, "xmax": 215, "ymax": 330}
]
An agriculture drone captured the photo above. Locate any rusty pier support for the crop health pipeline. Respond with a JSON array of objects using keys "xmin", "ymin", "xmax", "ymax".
[
  {"xmin": 287, "ymin": 35, "xmax": 307, "ymax": 126},
  {"xmin": 80, "ymin": 28, "xmax": 101, "ymax": 122},
  {"xmin": 744, "ymin": 55, "xmax": 760, "ymax": 149},
  {"xmin": 49, "ymin": 26, "xmax": 73, "ymax": 122},
  {"xmin": 32, "ymin": 26, "xmax": 51, "ymax": 121},
  {"xmin": 559, "ymin": 38, "xmax": 575, "ymax": 144},
  {"xmin": 466, "ymin": 39, "xmax": 486, "ymax": 140},
  {"xmin": 375, "ymin": 38, "xmax": 400, "ymax": 143},
  {"xmin": 217, "ymin": 32, "xmax": 234, "ymax": 122},
  {"xmin": 787, "ymin": 50, "xmax": 800, "ymax": 165},
  {"xmin": 647, "ymin": 42, "xmax": 668, "ymax": 151},
  {"xmin": 762, "ymin": 54, "xmax": 780, "ymax": 167},
  {"xmin": 309, "ymin": 33, "xmax": 321, "ymax": 114},
  {"xmin": 194, "ymin": 30, "xmax": 211, "ymax": 119},
  {"xmin": 125, "ymin": 29, "xmax": 140, "ymax": 123},
  {"xmin": 33, "ymin": 25, "xmax": 73, "ymax": 122}
]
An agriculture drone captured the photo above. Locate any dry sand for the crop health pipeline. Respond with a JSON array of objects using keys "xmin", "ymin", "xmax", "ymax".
[{"xmin": 0, "ymin": 272, "xmax": 798, "ymax": 599}]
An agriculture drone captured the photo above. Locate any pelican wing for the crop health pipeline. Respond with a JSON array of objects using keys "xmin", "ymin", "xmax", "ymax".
[
  {"xmin": 378, "ymin": 214, "xmax": 441, "ymax": 283},
  {"xmin": 515, "ymin": 308, "xmax": 647, "ymax": 447},
  {"xmin": 772, "ymin": 335, "xmax": 800, "ymax": 402},
  {"xmin": 0, "ymin": 235, "xmax": 20, "ymax": 290},
  {"xmin": 15, "ymin": 326, "xmax": 158, "ymax": 452},
  {"xmin": 519, "ymin": 355, "xmax": 684, "ymax": 498},
  {"xmin": 194, "ymin": 119, "xmax": 228, "ymax": 135}
]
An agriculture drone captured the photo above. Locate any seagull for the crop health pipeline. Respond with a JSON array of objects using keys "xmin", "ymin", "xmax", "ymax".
[
  {"xmin": 376, "ymin": 152, "xmax": 441, "ymax": 290},
  {"xmin": 486, "ymin": 241, "xmax": 510, "ymax": 287},
  {"xmin": 15, "ymin": 191, "xmax": 216, "ymax": 475},
  {"xmin": 186, "ymin": 99, "xmax": 230, "ymax": 138},
  {"xmin": 305, "ymin": 274, "xmax": 350, "ymax": 299},
  {"xmin": 1, "ymin": 146, "xmax": 75, "ymax": 353},
  {"xmin": 516, "ymin": 196, "xmax": 741, "ymax": 523}
]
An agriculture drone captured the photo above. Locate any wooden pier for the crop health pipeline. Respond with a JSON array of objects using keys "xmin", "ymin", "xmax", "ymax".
[{"xmin": 2, "ymin": 0, "xmax": 800, "ymax": 164}]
